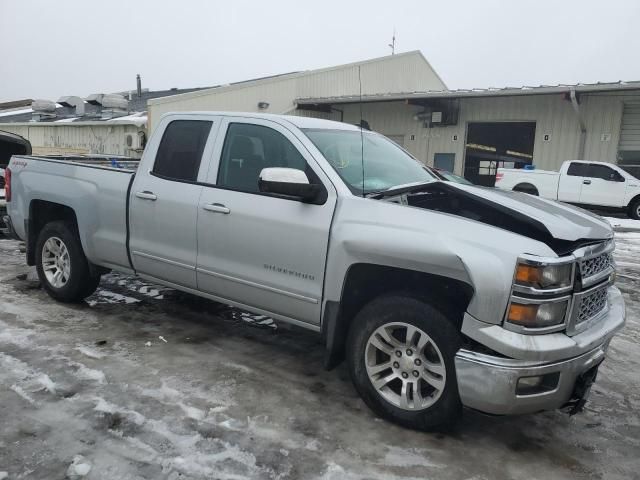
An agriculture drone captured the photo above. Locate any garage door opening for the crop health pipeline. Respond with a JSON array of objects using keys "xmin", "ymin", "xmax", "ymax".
[{"xmin": 463, "ymin": 122, "xmax": 536, "ymax": 186}]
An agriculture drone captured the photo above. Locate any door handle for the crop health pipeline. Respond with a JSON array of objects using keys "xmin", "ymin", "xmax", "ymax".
[
  {"xmin": 135, "ymin": 191, "xmax": 157, "ymax": 201},
  {"xmin": 203, "ymin": 203, "xmax": 230, "ymax": 214},
  {"xmin": 583, "ymin": 179, "xmax": 591, "ymax": 185}
]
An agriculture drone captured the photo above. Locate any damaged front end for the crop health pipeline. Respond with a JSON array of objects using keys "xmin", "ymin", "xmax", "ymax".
[{"xmin": 377, "ymin": 181, "xmax": 625, "ymax": 416}]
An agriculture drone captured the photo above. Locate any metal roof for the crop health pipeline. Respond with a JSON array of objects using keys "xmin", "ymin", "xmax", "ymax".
[{"xmin": 296, "ymin": 80, "xmax": 640, "ymax": 105}]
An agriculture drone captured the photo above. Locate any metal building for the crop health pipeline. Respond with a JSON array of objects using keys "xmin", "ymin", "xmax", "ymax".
[
  {"xmin": 147, "ymin": 51, "xmax": 446, "ymax": 131},
  {"xmin": 149, "ymin": 51, "xmax": 640, "ymax": 184},
  {"xmin": 297, "ymin": 83, "xmax": 640, "ymax": 184}
]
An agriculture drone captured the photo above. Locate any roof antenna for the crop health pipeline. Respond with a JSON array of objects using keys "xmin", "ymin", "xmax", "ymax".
[
  {"xmin": 358, "ymin": 65, "xmax": 365, "ymax": 197},
  {"xmin": 388, "ymin": 28, "xmax": 396, "ymax": 55}
]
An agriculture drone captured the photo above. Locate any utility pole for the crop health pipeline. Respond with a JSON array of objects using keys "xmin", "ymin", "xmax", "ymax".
[{"xmin": 388, "ymin": 29, "xmax": 396, "ymax": 55}]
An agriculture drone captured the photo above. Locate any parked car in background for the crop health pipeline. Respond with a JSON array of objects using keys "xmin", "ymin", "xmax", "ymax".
[
  {"xmin": 495, "ymin": 160, "xmax": 640, "ymax": 219},
  {"xmin": 0, "ymin": 131, "xmax": 31, "ymax": 235},
  {"xmin": 5, "ymin": 113, "xmax": 625, "ymax": 430}
]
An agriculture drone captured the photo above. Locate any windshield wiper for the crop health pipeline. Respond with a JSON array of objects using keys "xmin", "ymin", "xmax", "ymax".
[{"xmin": 366, "ymin": 181, "xmax": 435, "ymax": 199}]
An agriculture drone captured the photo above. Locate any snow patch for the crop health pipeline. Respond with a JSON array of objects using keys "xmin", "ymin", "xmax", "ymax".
[
  {"xmin": 94, "ymin": 397, "xmax": 146, "ymax": 426},
  {"xmin": 0, "ymin": 323, "xmax": 34, "ymax": 347},
  {"xmin": 221, "ymin": 362, "xmax": 253, "ymax": 374},
  {"xmin": 606, "ymin": 217, "xmax": 640, "ymax": 232},
  {"xmin": 37, "ymin": 373, "xmax": 56, "ymax": 394},
  {"xmin": 10, "ymin": 384, "xmax": 35, "ymax": 405},
  {"xmin": 178, "ymin": 402, "xmax": 205, "ymax": 420},
  {"xmin": 76, "ymin": 345, "xmax": 105, "ymax": 359},
  {"xmin": 0, "ymin": 472, "xmax": 7, "ymax": 480},
  {"xmin": 66, "ymin": 455, "xmax": 92, "ymax": 479},
  {"xmin": 380, "ymin": 446, "xmax": 444, "ymax": 468},
  {"xmin": 75, "ymin": 364, "xmax": 106, "ymax": 383},
  {"xmin": 86, "ymin": 289, "xmax": 140, "ymax": 306}
]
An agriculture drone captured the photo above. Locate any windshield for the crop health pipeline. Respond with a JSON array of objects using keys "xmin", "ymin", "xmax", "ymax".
[
  {"xmin": 303, "ymin": 129, "xmax": 436, "ymax": 194},
  {"xmin": 436, "ymin": 170, "xmax": 473, "ymax": 185}
]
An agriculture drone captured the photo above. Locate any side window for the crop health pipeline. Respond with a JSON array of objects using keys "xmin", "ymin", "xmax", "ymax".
[
  {"xmin": 586, "ymin": 164, "xmax": 618, "ymax": 181},
  {"xmin": 567, "ymin": 162, "xmax": 588, "ymax": 176},
  {"xmin": 152, "ymin": 120, "xmax": 213, "ymax": 182},
  {"xmin": 217, "ymin": 123, "xmax": 308, "ymax": 193}
]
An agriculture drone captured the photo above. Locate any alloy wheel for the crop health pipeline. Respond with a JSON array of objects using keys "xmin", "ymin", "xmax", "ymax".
[
  {"xmin": 365, "ymin": 322, "xmax": 446, "ymax": 411},
  {"xmin": 41, "ymin": 236, "xmax": 71, "ymax": 288}
]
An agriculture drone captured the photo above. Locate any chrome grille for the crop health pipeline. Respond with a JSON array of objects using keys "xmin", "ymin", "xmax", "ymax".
[
  {"xmin": 580, "ymin": 252, "xmax": 612, "ymax": 280},
  {"xmin": 577, "ymin": 287, "xmax": 608, "ymax": 324}
]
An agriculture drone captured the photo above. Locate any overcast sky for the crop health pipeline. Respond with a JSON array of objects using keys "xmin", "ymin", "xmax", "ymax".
[{"xmin": 1, "ymin": 0, "xmax": 639, "ymax": 102}]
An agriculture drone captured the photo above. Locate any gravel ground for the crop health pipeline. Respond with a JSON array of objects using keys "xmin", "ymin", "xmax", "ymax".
[{"xmin": 0, "ymin": 233, "xmax": 639, "ymax": 480}]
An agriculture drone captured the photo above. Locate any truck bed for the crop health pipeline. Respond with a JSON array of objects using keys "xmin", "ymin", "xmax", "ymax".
[{"xmin": 7, "ymin": 154, "xmax": 138, "ymax": 272}]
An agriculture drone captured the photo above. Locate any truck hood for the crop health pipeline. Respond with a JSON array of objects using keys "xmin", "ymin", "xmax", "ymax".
[{"xmin": 397, "ymin": 182, "xmax": 613, "ymax": 255}]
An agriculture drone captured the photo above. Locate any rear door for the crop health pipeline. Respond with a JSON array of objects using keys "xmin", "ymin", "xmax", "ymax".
[
  {"xmin": 557, "ymin": 162, "xmax": 586, "ymax": 202},
  {"xmin": 195, "ymin": 117, "xmax": 337, "ymax": 326},
  {"xmin": 579, "ymin": 163, "xmax": 627, "ymax": 207},
  {"xmin": 129, "ymin": 117, "xmax": 219, "ymax": 288}
]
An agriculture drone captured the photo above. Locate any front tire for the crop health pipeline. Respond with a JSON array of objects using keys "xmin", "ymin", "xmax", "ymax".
[
  {"xmin": 347, "ymin": 294, "xmax": 462, "ymax": 431},
  {"xmin": 35, "ymin": 221, "xmax": 101, "ymax": 302},
  {"xmin": 629, "ymin": 198, "xmax": 640, "ymax": 220}
]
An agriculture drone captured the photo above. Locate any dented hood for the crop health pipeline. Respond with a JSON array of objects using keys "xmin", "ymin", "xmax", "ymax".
[
  {"xmin": 452, "ymin": 184, "xmax": 612, "ymax": 241},
  {"xmin": 399, "ymin": 182, "xmax": 613, "ymax": 255}
]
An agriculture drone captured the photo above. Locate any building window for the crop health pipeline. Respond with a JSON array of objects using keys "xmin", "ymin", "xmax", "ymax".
[{"xmin": 152, "ymin": 120, "xmax": 212, "ymax": 182}]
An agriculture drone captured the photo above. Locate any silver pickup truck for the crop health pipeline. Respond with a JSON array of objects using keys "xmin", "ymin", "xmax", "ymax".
[{"xmin": 5, "ymin": 112, "xmax": 625, "ymax": 430}]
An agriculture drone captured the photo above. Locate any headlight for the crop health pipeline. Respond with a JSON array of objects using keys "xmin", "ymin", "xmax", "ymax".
[
  {"xmin": 514, "ymin": 261, "xmax": 573, "ymax": 291},
  {"xmin": 506, "ymin": 298, "xmax": 569, "ymax": 329}
]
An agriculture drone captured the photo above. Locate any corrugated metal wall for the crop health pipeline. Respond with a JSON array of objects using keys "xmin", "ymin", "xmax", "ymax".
[
  {"xmin": 0, "ymin": 124, "xmax": 145, "ymax": 158},
  {"xmin": 619, "ymin": 101, "xmax": 640, "ymax": 151},
  {"xmin": 148, "ymin": 52, "xmax": 445, "ymax": 133},
  {"xmin": 324, "ymin": 92, "xmax": 640, "ymax": 175}
]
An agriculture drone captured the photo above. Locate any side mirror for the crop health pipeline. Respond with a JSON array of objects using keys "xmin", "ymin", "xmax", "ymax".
[{"xmin": 258, "ymin": 167, "xmax": 321, "ymax": 202}]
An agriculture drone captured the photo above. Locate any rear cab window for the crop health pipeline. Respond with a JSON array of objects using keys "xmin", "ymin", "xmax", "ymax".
[{"xmin": 152, "ymin": 120, "xmax": 213, "ymax": 182}]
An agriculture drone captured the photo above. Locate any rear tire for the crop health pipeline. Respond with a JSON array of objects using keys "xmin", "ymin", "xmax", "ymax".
[
  {"xmin": 346, "ymin": 294, "xmax": 462, "ymax": 431},
  {"xmin": 629, "ymin": 198, "xmax": 640, "ymax": 220},
  {"xmin": 35, "ymin": 221, "xmax": 101, "ymax": 302}
]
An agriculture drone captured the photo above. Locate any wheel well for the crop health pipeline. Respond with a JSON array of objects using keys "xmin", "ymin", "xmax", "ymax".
[
  {"xmin": 628, "ymin": 194, "xmax": 640, "ymax": 208},
  {"xmin": 513, "ymin": 183, "xmax": 539, "ymax": 195},
  {"xmin": 27, "ymin": 200, "xmax": 78, "ymax": 265},
  {"xmin": 322, "ymin": 263, "xmax": 474, "ymax": 369}
]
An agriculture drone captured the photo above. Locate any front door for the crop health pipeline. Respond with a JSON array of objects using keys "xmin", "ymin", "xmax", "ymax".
[
  {"xmin": 579, "ymin": 163, "xmax": 626, "ymax": 207},
  {"xmin": 129, "ymin": 118, "xmax": 217, "ymax": 288},
  {"xmin": 196, "ymin": 118, "xmax": 337, "ymax": 325}
]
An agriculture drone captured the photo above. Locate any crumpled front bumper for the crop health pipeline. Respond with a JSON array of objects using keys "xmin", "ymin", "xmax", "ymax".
[{"xmin": 454, "ymin": 286, "xmax": 625, "ymax": 415}]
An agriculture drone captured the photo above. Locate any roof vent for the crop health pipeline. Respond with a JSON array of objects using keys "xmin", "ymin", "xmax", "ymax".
[
  {"xmin": 86, "ymin": 93, "xmax": 129, "ymax": 119},
  {"xmin": 31, "ymin": 99, "xmax": 57, "ymax": 121},
  {"xmin": 58, "ymin": 96, "xmax": 85, "ymax": 116}
]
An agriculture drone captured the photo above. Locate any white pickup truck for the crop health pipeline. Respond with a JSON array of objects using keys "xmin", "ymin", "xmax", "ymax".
[{"xmin": 495, "ymin": 160, "xmax": 640, "ymax": 219}]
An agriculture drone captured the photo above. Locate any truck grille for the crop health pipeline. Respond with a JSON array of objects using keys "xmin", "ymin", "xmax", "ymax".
[
  {"xmin": 576, "ymin": 287, "xmax": 608, "ymax": 325},
  {"xmin": 580, "ymin": 252, "xmax": 612, "ymax": 280}
]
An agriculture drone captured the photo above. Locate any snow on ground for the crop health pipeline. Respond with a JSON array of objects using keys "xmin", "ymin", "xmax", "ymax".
[
  {"xmin": 605, "ymin": 216, "xmax": 640, "ymax": 232},
  {"xmin": 0, "ymin": 235, "xmax": 639, "ymax": 479}
]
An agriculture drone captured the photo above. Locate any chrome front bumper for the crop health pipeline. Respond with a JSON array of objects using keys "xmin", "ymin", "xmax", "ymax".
[{"xmin": 455, "ymin": 286, "xmax": 625, "ymax": 415}]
